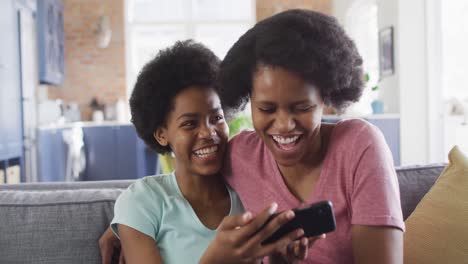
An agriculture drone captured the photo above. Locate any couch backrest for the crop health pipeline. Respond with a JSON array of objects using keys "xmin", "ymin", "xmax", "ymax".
[
  {"xmin": 396, "ymin": 164, "xmax": 445, "ymax": 220},
  {"xmin": 0, "ymin": 181, "xmax": 132, "ymax": 264},
  {"xmin": 0, "ymin": 164, "xmax": 446, "ymax": 263}
]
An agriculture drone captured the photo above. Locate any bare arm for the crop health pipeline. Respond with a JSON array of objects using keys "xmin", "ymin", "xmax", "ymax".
[
  {"xmin": 118, "ymin": 224, "xmax": 163, "ymax": 264},
  {"xmin": 352, "ymin": 225, "xmax": 403, "ymax": 264},
  {"xmin": 99, "ymin": 226, "xmax": 122, "ymax": 264}
]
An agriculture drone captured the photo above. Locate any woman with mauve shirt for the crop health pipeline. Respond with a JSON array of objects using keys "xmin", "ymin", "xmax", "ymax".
[{"xmin": 218, "ymin": 9, "xmax": 404, "ymax": 264}]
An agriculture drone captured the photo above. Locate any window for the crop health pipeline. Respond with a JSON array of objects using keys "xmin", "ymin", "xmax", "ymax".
[
  {"xmin": 125, "ymin": 0, "xmax": 255, "ymax": 97},
  {"xmin": 441, "ymin": 0, "xmax": 468, "ymax": 100},
  {"xmin": 441, "ymin": 0, "xmax": 468, "ymax": 156},
  {"xmin": 344, "ymin": 0, "xmax": 379, "ymax": 115}
]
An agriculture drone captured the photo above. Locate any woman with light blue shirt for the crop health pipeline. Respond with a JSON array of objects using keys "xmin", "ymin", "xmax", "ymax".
[{"xmin": 109, "ymin": 41, "xmax": 304, "ymax": 264}]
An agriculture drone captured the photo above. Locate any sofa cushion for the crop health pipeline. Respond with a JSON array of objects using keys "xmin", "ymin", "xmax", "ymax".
[
  {"xmin": 0, "ymin": 181, "xmax": 132, "ymax": 264},
  {"xmin": 404, "ymin": 146, "xmax": 468, "ymax": 263},
  {"xmin": 396, "ymin": 164, "xmax": 445, "ymax": 220}
]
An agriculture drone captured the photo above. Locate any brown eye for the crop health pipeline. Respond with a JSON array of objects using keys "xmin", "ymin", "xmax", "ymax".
[
  {"xmin": 295, "ymin": 104, "xmax": 315, "ymax": 112},
  {"xmin": 258, "ymin": 107, "xmax": 275, "ymax": 113},
  {"xmin": 212, "ymin": 115, "xmax": 224, "ymax": 122},
  {"xmin": 181, "ymin": 120, "xmax": 196, "ymax": 127}
]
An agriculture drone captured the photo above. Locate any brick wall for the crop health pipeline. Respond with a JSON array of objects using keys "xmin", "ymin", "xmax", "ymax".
[
  {"xmin": 256, "ymin": 0, "xmax": 332, "ymax": 21},
  {"xmin": 48, "ymin": 0, "xmax": 126, "ymax": 121},
  {"xmin": 47, "ymin": 0, "xmax": 330, "ymax": 121}
]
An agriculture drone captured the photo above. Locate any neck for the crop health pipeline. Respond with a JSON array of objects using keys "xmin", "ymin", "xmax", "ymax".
[
  {"xmin": 274, "ymin": 125, "xmax": 334, "ymax": 203},
  {"xmin": 174, "ymin": 166, "xmax": 228, "ymax": 205}
]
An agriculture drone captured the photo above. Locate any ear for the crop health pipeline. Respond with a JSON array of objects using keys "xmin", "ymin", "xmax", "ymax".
[{"xmin": 153, "ymin": 127, "xmax": 168, "ymax": 147}]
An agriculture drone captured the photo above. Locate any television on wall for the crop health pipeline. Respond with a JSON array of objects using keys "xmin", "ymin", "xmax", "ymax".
[{"xmin": 37, "ymin": 0, "xmax": 64, "ymax": 85}]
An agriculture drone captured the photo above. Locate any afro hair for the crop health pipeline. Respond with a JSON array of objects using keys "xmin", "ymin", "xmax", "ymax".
[
  {"xmin": 218, "ymin": 9, "xmax": 364, "ymax": 115},
  {"xmin": 129, "ymin": 40, "xmax": 220, "ymax": 154}
]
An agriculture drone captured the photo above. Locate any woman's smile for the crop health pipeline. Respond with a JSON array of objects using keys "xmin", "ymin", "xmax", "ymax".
[
  {"xmin": 193, "ymin": 144, "xmax": 221, "ymax": 161},
  {"xmin": 270, "ymin": 134, "xmax": 302, "ymax": 151}
]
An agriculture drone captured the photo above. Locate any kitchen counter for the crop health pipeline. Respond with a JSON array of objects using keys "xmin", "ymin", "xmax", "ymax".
[
  {"xmin": 37, "ymin": 123, "xmax": 160, "ymax": 182},
  {"xmin": 38, "ymin": 121, "xmax": 133, "ymax": 130}
]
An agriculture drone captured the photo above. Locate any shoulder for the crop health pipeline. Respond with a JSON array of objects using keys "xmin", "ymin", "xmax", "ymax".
[
  {"xmin": 228, "ymin": 129, "xmax": 262, "ymax": 154},
  {"xmin": 119, "ymin": 174, "xmax": 175, "ymax": 204},
  {"xmin": 335, "ymin": 118, "xmax": 379, "ymax": 136},
  {"xmin": 332, "ymin": 118, "xmax": 383, "ymax": 147},
  {"xmin": 326, "ymin": 118, "xmax": 390, "ymax": 166},
  {"xmin": 224, "ymin": 130, "xmax": 267, "ymax": 186},
  {"xmin": 112, "ymin": 175, "xmax": 175, "ymax": 240},
  {"xmin": 229, "ymin": 129, "xmax": 260, "ymax": 145}
]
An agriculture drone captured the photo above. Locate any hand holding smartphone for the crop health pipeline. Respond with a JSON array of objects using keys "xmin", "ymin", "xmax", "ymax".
[{"xmin": 261, "ymin": 200, "xmax": 336, "ymax": 245}]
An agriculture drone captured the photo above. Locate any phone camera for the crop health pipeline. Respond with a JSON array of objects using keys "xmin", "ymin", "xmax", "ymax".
[{"xmin": 318, "ymin": 208, "xmax": 324, "ymax": 215}]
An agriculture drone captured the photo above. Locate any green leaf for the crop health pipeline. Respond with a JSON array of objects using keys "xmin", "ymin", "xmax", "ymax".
[
  {"xmin": 228, "ymin": 115, "xmax": 253, "ymax": 137},
  {"xmin": 364, "ymin": 73, "xmax": 370, "ymax": 82}
]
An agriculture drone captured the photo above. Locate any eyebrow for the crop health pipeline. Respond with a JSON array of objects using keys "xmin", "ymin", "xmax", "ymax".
[
  {"xmin": 176, "ymin": 107, "xmax": 222, "ymax": 121},
  {"xmin": 176, "ymin": 113, "xmax": 198, "ymax": 121},
  {"xmin": 254, "ymin": 100, "xmax": 275, "ymax": 105},
  {"xmin": 254, "ymin": 100, "xmax": 312, "ymax": 105},
  {"xmin": 209, "ymin": 107, "xmax": 222, "ymax": 113},
  {"xmin": 293, "ymin": 100, "xmax": 314, "ymax": 105}
]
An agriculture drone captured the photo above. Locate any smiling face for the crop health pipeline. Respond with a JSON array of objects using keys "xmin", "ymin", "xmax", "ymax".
[
  {"xmin": 154, "ymin": 87, "xmax": 229, "ymax": 177},
  {"xmin": 251, "ymin": 65, "xmax": 325, "ymax": 166}
]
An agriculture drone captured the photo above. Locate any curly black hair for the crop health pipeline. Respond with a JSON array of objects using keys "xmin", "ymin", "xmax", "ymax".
[
  {"xmin": 218, "ymin": 9, "xmax": 364, "ymax": 115},
  {"xmin": 129, "ymin": 40, "xmax": 220, "ymax": 154}
]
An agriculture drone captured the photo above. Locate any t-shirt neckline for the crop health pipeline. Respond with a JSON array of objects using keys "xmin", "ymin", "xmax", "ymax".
[{"xmin": 170, "ymin": 172, "xmax": 234, "ymax": 232}]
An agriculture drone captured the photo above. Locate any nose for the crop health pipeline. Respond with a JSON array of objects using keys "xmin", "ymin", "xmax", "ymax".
[
  {"xmin": 199, "ymin": 122, "xmax": 217, "ymax": 139},
  {"xmin": 274, "ymin": 110, "xmax": 295, "ymax": 133}
]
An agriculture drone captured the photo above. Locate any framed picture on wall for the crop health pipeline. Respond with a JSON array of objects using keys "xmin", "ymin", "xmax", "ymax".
[
  {"xmin": 379, "ymin": 26, "xmax": 394, "ymax": 78},
  {"xmin": 37, "ymin": 0, "xmax": 65, "ymax": 85}
]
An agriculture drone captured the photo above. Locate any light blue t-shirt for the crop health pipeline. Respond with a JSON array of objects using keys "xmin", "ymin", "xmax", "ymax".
[{"xmin": 111, "ymin": 173, "xmax": 244, "ymax": 263}]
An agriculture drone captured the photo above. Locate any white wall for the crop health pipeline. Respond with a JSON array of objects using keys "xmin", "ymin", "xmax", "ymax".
[
  {"xmin": 332, "ymin": 0, "xmax": 351, "ymax": 25},
  {"xmin": 334, "ymin": 0, "xmax": 400, "ymax": 114},
  {"xmin": 396, "ymin": 0, "xmax": 430, "ymax": 165},
  {"xmin": 376, "ymin": 0, "xmax": 400, "ymax": 114},
  {"xmin": 426, "ymin": 0, "xmax": 444, "ymax": 163},
  {"xmin": 335, "ymin": 0, "xmax": 437, "ymax": 165}
]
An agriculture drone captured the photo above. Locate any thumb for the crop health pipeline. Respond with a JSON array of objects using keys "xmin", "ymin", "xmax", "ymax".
[{"xmin": 218, "ymin": 212, "xmax": 252, "ymax": 230}]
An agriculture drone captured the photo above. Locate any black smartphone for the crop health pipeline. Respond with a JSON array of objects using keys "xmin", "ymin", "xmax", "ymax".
[{"xmin": 261, "ymin": 200, "xmax": 336, "ymax": 245}]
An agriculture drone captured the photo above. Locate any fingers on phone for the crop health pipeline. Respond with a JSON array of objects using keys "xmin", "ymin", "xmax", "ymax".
[
  {"xmin": 277, "ymin": 228, "xmax": 305, "ymax": 248},
  {"xmin": 260, "ymin": 228, "xmax": 304, "ymax": 257},
  {"xmin": 309, "ymin": 233, "xmax": 326, "ymax": 242},
  {"xmin": 219, "ymin": 212, "xmax": 253, "ymax": 231},
  {"xmin": 250, "ymin": 208, "xmax": 295, "ymax": 242},
  {"xmin": 306, "ymin": 233, "xmax": 326, "ymax": 248},
  {"xmin": 296, "ymin": 238, "xmax": 308, "ymax": 259},
  {"xmin": 236, "ymin": 203, "xmax": 279, "ymax": 239}
]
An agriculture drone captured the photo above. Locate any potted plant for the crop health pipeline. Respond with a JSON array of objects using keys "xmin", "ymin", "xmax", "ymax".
[{"xmin": 365, "ymin": 73, "xmax": 384, "ymax": 114}]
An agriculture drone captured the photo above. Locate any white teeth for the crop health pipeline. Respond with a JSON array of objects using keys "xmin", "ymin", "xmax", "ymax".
[
  {"xmin": 272, "ymin": 135, "xmax": 299, "ymax": 145},
  {"xmin": 194, "ymin": 146, "xmax": 218, "ymax": 157}
]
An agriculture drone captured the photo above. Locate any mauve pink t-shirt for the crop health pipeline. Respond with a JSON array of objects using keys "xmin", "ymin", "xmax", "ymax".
[{"xmin": 224, "ymin": 119, "xmax": 405, "ymax": 264}]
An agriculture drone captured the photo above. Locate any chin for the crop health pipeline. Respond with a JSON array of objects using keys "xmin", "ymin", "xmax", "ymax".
[
  {"xmin": 274, "ymin": 156, "xmax": 302, "ymax": 167},
  {"xmin": 196, "ymin": 164, "xmax": 223, "ymax": 177},
  {"xmin": 265, "ymin": 142, "xmax": 303, "ymax": 165}
]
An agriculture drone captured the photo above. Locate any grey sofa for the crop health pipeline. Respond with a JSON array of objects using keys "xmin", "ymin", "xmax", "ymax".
[{"xmin": 0, "ymin": 164, "xmax": 446, "ymax": 264}]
